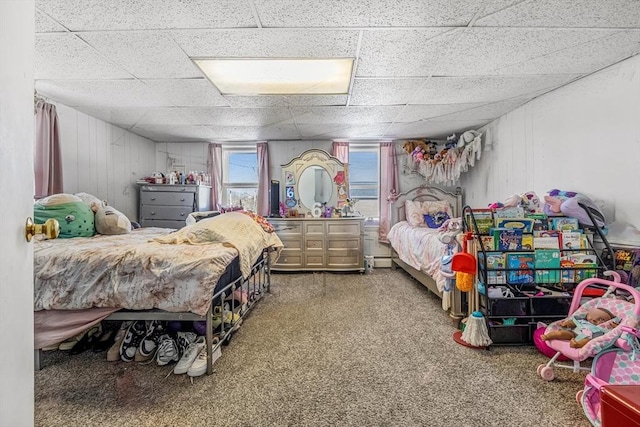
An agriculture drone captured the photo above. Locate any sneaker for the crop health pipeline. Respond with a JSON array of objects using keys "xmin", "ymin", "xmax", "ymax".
[
  {"xmin": 156, "ymin": 334, "xmax": 180, "ymax": 366},
  {"xmin": 107, "ymin": 322, "xmax": 130, "ymax": 362},
  {"xmin": 175, "ymin": 331, "xmax": 197, "ymax": 358},
  {"xmin": 173, "ymin": 336, "xmax": 206, "ymax": 375},
  {"xmin": 212, "ymin": 306, "xmax": 243, "ymax": 332},
  {"xmin": 119, "ymin": 321, "xmax": 146, "ymax": 362},
  {"xmin": 187, "ymin": 345, "xmax": 222, "ymax": 377},
  {"xmin": 135, "ymin": 320, "xmax": 167, "ymax": 362}
]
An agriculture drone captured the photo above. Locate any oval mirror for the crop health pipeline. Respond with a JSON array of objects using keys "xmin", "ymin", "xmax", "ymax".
[{"xmin": 298, "ymin": 166, "xmax": 333, "ymax": 210}]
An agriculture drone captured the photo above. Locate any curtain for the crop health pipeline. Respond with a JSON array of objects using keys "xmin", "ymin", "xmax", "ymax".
[
  {"xmin": 207, "ymin": 143, "xmax": 222, "ymax": 210},
  {"xmin": 331, "ymin": 141, "xmax": 349, "ymax": 164},
  {"xmin": 378, "ymin": 142, "xmax": 399, "ymax": 243},
  {"xmin": 34, "ymin": 101, "xmax": 63, "ymax": 198},
  {"xmin": 256, "ymin": 141, "xmax": 270, "ymax": 216}
]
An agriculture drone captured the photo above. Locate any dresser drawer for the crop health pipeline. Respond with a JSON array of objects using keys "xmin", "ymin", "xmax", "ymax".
[
  {"xmin": 274, "ymin": 250, "xmax": 303, "ymax": 269},
  {"xmin": 304, "ymin": 222, "xmax": 325, "ymax": 235},
  {"xmin": 305, "ymin": 253, "xmax": 325, "ymax": 268},
  {"xmin": 140, "ymin": 219, "xmax": 184, "ymax": 229},
  {"xmin": 272, "ymin": 222, "xmax": 302, "ymax": 236},
  {"xmin": 140, "ymin": 206, "xmax": 191, "ymax": 221},
  {"xmin": 327, "ymin": 251, "xmax": 361, "ymax": 269},
  {"xmin": 327, "ymin": 238, "xmax": 361, "ymax": 251},
  {"xmin": 141, "ymin": 191, "xmax": 194, "ymax": 207},
  {"xmin": 280, "ymin": 237, "xmax": 302, "ymax": 251},
  {"xmin": 305, "ymin": 237, "xmax": 324, "ymax": 250},
  {"xmin": 327, "ymin": 221, "xmax": 361, "ymax": 236}
]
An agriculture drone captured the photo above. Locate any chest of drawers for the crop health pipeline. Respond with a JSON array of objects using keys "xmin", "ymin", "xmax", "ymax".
[
  {"xmin": 138, "ymin": 184, "xmax": 212, "ymax": 229},
  {"xmin": 269, "ymin": 217, "xmax": 364, "ymax": 272}
]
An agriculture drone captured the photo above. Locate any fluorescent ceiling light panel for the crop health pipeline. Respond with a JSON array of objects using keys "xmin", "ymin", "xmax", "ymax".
[{"xmin": 194, "ymin": 58, "xmax": 354, "ymax": 95}]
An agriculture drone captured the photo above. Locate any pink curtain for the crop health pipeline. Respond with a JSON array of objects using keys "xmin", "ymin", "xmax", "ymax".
[
  {"xmin": 207, "ymin": 143, "xmax": 223, "ymax": 210},
  {"xmin": 256, "ymin": 141, "xmax": 270, "ymax": 216},
  {"xmin": 34, "ymin": 101, "xmax": 63, "ymax": 198},
  {"xmin": 378, "ymin": 142, "xmax": 399, "ymax": 243},
  {"xmin": 331, "ymin": 141, "xmax": 349, "ymax": 164}
]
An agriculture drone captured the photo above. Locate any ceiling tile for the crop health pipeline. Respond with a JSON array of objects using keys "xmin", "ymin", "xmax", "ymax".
[
  {"xmin": 476, "ymin": 0, "xmax": 640, "ymax": 28},
  {"xmin": 143, "ymin": 79, "xmax": 229, "ymax": 107},
  {"xmin": 35, "ymin": 34, "xmax": 131, "ymax": 79},
  {"xmin": 357, "ymin": 29, "xmax": 456, "ymax": 77},
  {"xmin": 131, "ymin": 125, "xmax": 215, "ymax": 142},
  {"xmin": 72, "ymin": 107, "xmax": 147, "ymax": 127},
  {"xmin": 78, "ymin": 32, "xmax": 201, "ymax": 79},
  {"xmin": 494, "ymin": 30, "xmax": 640, "ymax": 75},
  {"xmin": 396, "ymin": 103, "xmax": 488, "ymax": 122},
  {"xmin": 181, "ymin": 107, "xmax": 294, "ymax": 126},
  {"xmin": 410, "ymin": 75, "xmax": 581, "ymax": 104},
  {"xmin": 35, "ymin": 9, "xmax": 67, "ymax": 32},
  {"xmin": 298, "ymin": 123, "xmax": 392, "ymax": 139},
  {"xmin": 428, "ymin": 98, "xmax": 532, "ymax": 121},
  {"xmin": 35, "ymin": 80, "xmax": 170, "ymax": 107},
  {"xmin": 349, "ymin": 78, "xmax": 426, "ymax": 106},
  {"xmin": 136, "ymin": 108, "xmax": 199, "ymax": 126},
  {"xmin": 225, "ymin": 95, "xmax": 348, "ymax": 108},
  {"xmin": 435, "ymin": 28, "xmax": 623, "ymax": 76},
  {"xmin": 253, "ymin": 0, "xmax": 520, "ymax": 27},
  {"xmin": 209, "ymin": 124, "xmax": 302, "ymax": 140},
  {"xmin": 386, "ymin": 119, "xmax": 491, "ymax": 139},
  {"xmin": 36, "ymin": 0, "xmax": 256, "ymax": 31},
  {"xmin": 172, "ymin": 29, "xmax": 359, "ymax": 58},
  {"xmin": 289, "ymin": 106, "xmax": 404, "ymax": 125}
]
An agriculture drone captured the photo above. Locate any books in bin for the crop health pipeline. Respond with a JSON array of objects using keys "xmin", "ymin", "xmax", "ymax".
[
  {"xmin": 493, "ymin": 228, "xmax": 523, "ymax": 251},
  {"xmin": 507, "ymin": 253, "xmax": 535, "ymax": 285},
  {"xmin": 533, "ymin": 236, "xmax": 560, "ymax": 249},
  {"xmin": 614, "ymin": 249, "xmax": 638, "ymax": 273},
  {"xmin": 561, "ymin": 231, "xmax": 582, "ymax": 251},
  {"xmin": 479, "ymin": 235, "xmax": 495, "ymax": 251},
  {"xmin": 494, "ymin": 218, "xmax": 535, "ymax": 233},
  {"xmin": 551, "ymin": 217, "xmax": 580, "ymax": 231},
  {"xmin": 478, "ymin": 252, "xmax": 506, "ymax": 285},
  {"xmin": 466, "ymin": 209, "xmax": 493, "ymax": 234},
  {"xmin": 526, "ymin": 213, "xmax": 549, "ymax": 231},
  {"xmin": 493, "ymin": 206, "xmax": 525, "ymax": 219},
  {"xmin": 534, "ymin": 249, "xmax": 561, "ymax": 284}
]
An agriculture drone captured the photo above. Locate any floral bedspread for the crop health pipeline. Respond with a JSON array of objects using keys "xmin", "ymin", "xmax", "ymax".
[
  {"xmin": 387, "ymin": 221, "xmax": 448, "ymax": 292},
  {"xmin": 34, "ymin": 214, "xmax": 283, "ymax": 316}
]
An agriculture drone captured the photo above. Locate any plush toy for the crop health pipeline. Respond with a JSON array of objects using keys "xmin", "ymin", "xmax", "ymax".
[
  {"xmin": 456, "ymin": 130, "xmax": 481, "ymax": 148},
  {"xmin": 402, "ymin": 139, "xmax": 429, "ymax": 154},
  {"xmin": 543, "ymin": 189, "xmax": 607, "ymax": 228},
  {"xmin": 425, "ymin": 141, "xmax": 439, "ymax": 158},
  {"xmin": 445, "ymin": 133, "xmax": 458, "ymax": 149},
  {"xmin": 34, "ymin": 193, "xmax": 95, "ymax": 238},
  {"xmin": 91, "ymin": 201, "xmax": 131, "ymax": 235}
]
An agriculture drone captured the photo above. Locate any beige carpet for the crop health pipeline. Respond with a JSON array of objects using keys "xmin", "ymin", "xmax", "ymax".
[{"xmin": 35, "ymin": 269, "xmax": 590, "ymax": 427}]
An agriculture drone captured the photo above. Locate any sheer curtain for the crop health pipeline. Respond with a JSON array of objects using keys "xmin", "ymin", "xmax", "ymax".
[
  {"xmin": 256, "ymin": 141, "xmax": 270, "ymax": 216},
  {"xmin": 34, "ymin": 101, "xmax": 63, "ymax": 198},
  {"xmin": 331, "ymin": 141, "xmax": 349, "ymax": 164},
  {"xmin": 207, "ymin": 143, "xmax": 222, "ymax": 210},
  {"xmin": 378, "ymin": 142, "xmax": 399, "ymax": 243}
]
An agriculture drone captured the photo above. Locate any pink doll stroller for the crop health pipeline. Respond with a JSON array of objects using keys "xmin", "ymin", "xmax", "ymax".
[
  {"xmin": 576, "ymin": 324, "xmax": 640, "ymax": 426},
  {"xmin": 537, "ymin": 277, "xmax": 640, "ymax": 381}
]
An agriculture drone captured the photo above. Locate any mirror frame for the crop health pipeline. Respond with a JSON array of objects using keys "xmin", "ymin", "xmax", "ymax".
[{"xmin": 281, "ymin": 149, "xmax": 349, "ymax": 215}]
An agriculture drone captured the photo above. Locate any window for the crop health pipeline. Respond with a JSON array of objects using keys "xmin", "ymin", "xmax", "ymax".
[
  {"xmin": 222, "ymin": 146, "xmax": 257, "ymax": 211},
  {"xmin": 348, "ymin": 144, "xmax": 379, "ymax": 220}
]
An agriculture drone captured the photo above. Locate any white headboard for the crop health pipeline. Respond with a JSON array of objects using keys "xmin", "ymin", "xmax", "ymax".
[{"xmin": 390, "ymin": 185, "xmax": 463, "ymax": 225}]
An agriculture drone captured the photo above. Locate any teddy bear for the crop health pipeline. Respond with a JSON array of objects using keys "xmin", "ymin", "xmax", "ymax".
[{"xmin": 402, "ymin": 139, "xmax": 429, "ymax": 154}]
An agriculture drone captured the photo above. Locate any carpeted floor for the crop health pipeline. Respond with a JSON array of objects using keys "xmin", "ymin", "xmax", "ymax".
[{"xmin": 35, "ymin": 269, "xmax": 590, "ymax": 427}]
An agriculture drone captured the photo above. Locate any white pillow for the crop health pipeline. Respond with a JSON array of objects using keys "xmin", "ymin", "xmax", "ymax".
[
  {"xmin": 75, "ymin": 192, "xmax": 103, "ymax": 209},
  {"xmin": 37, "ymin": 193, "xmax": 81, "ymax": 206}
]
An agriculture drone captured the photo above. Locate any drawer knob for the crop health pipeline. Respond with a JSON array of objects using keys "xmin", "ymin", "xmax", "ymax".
[
  {"xmin": 150, "ymin": 197, "xmax": 156, "ymax": 201},
  {"xmin": 151, "ymin": 212, "xmax": 156, "ymax": 216},
  {"xmin": 180, "ymin": 198, "xmax": 185, "ymax": 201},
  {"xmin": 180, "ymin": 213, "xmax": 185, "ymax": 216}
]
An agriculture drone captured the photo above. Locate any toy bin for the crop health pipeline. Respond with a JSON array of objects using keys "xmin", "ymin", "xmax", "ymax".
[{"xmin": 530, "ymin": 295, "xmax": 571, "ymax": 316}]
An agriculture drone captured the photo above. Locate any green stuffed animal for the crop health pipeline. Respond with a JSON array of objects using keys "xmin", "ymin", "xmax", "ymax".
[{"xmin": 34, "ymin": 194, "xmax": 95, "ymax": 238}]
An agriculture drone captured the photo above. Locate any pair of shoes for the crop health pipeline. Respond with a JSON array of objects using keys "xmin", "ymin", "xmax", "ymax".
[
  {"xmin": 120, "ymin": 321, "xmax": 146, "ymax": 362},
  {"xmin": 187, "ymin": 344, "xmax": 222, "ymax": 377},
  {"xmin": 173, "ymin": 336, "xmax": 207, "ymax": 375},
  {"xmin": 135, "ymin": 320, "xmax": 168, "ymax": 362},
  {"xmin": 59, "ymin": 324, "xmax": 101, "ymax": 352},
  {"xmin": 106, "ymin": 321, "xmax": 130, "ymax": 362},
  {"xmin": 157, "ymin": 331, "xmax": 197, "ymax": 366},
  {"xmin": 69, "ymin": 324, "xmax": 103, "ymax": 355}
]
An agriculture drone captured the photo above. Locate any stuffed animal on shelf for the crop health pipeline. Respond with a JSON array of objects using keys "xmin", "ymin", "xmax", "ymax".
[{"xmin": 402, "ymin": 139, "xmax": 429, "ymax": 154}]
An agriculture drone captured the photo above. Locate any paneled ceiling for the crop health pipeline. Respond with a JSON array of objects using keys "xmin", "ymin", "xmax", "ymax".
[{"xmin": 34, "ymin": 0, "xmax": 640, "ymax": 142}]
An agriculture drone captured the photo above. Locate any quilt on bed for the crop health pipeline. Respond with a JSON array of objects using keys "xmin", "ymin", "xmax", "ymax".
[
  {"xmin": 387, "ymin": 221, "xmax": 448, "ymax": 292},
  {"xmin": 34, "ymin": 212, "xmax": 283, "ymax": 316}
]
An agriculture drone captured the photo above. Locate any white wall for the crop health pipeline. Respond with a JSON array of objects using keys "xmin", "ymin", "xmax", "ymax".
[
  {"xmin": 460, "ymin": 55, "xmax": 640, "ymax": 229},
  {"xmin": 55, "ymin": 104, "xmax": 156, "ymax": 222}
]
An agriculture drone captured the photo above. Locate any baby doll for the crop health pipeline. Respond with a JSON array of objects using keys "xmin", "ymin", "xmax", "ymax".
[{"xmin": 540, "ymin": 307, "xmax": 618, "ymax": 348}]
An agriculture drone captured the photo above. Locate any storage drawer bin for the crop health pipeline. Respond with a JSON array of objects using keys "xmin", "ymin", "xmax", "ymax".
[
  {"xmin": 485, "ymin": 293, "xmax": 529, "ymax": 316},
  {"xmin": 530, "ymin": 296, "xmax": 571, "ymax": 316},
  {"xmin": 488, "ymin": 323, "xmax": 531, "ymax": 344}
]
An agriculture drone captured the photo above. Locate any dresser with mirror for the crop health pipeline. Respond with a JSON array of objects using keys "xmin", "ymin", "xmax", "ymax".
[{"xmin": 270, "ymin": 149, "xmax": 364, "ymax": 272}]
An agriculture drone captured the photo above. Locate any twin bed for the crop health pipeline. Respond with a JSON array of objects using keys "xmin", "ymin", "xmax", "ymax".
[
  {"xmin": 34, "ymin": 211, "xmax": 283, "ymax": 375},
  {"xmin": 386, "ymin": 185, "xmax": 466, "ymax": 319}
]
